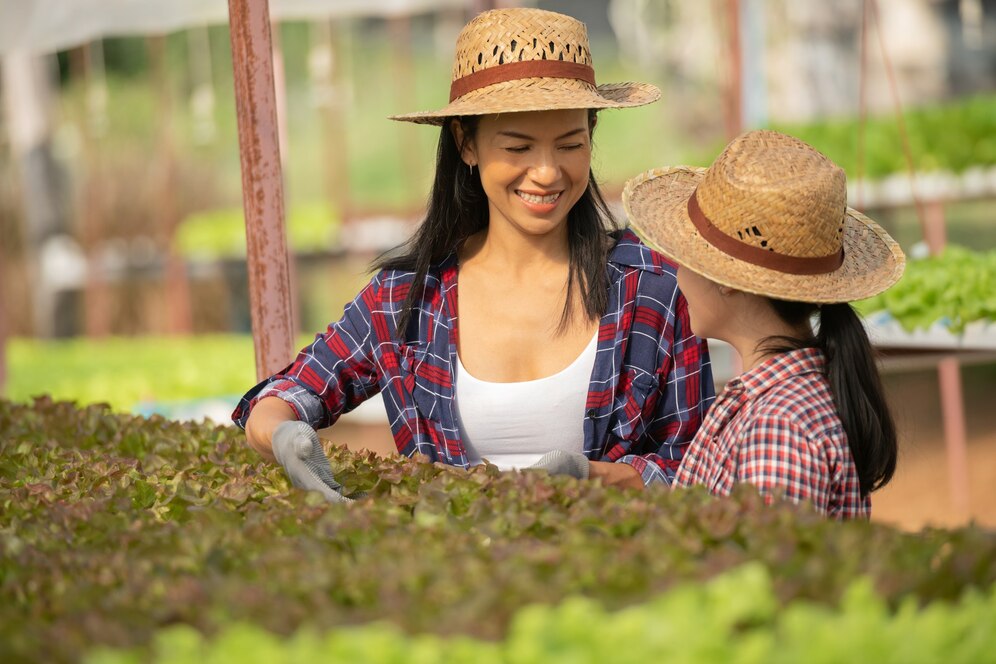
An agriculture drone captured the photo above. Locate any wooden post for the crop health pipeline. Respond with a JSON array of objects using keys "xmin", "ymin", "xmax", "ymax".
[
  {"xmin": 187, "ymin": 26, "xmax": 217, "ymax": 144},
  {"xmin": 922, "ymin": 198, "xmax": 970, "ymax": 519},
  {"xmin": 228, "ymin": 0, "xmax": 295, "ymax": 381},
  {"xmin": 148, "ymin": 36, "xmax": 193, "ymax": 335},
  {"xmin": 0, "ymin": 252, "xmax": 6, "ymax": 394},
  {"xmin": 724, "ymin": 0, "xmax": 744, "ymax": 378},
  {"xmin": 269, "ymin": 20, "xmax": 289, "ymax": 168},
  {"xmin": 390, "ymin": 16, "xmax": 420, "ymax": 204},
  {"xmin": 78, "ymin": 42, "xmax": 112, "ymax": 339},
  {"xmin": 311, "ymin": 19, "xmax": 351, "ymax": 224},
  {"xmin": 723, "ymin": 0, "xmax": 743, "ymax": 141}
]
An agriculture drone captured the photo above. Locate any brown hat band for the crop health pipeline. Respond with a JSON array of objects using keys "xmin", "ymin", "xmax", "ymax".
[
  {"xmin": 448, "ymin": 60, "xmax": 596, "ymax": 102},
  {"xmin": 686, "ymin": 189, "xmax": 845, "ymax": 276}
]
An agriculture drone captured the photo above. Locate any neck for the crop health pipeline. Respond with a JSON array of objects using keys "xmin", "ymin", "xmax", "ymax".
[
  {"xmin": 462, "ymin": 218, "xmax": 571, "ymax": 278},
  {"xmin": 720, "ymin": 295, "xmax": 811, "ymax": 373}
]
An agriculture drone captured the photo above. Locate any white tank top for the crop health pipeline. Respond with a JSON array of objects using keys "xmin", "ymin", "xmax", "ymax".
[{"xmin": 455, "ymin": 331, "xmax": 598, "ymax": 470}]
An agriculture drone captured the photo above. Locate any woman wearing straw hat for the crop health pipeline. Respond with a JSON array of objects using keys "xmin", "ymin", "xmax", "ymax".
[
  {"xmin": 232, "ymin": 7, "xmax": 715, "ymax": 501},
  {"xmin": 623, "ymin": 130, "xmax": 904, "ymax": 519}
]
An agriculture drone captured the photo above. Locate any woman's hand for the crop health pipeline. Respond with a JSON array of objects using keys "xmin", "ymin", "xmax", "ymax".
[
  {"xmin": 271, "ymin": 421, "xmax": 351, "ymax": 504},
  {"xmin": 588, "ymin": 460, "xmax": 644, "ymax": 490},
  {"xmin": 244, "ymin": 398, "xmax": 350, "ymax": 504},
  {"xmin": 528, "ymin": 451, "xmax": 645, "ymax": 490}
]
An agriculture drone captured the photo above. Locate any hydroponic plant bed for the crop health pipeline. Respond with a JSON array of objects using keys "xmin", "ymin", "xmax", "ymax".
[{"xmin": 2, "ymin": 398, "xmax": 995, "ymax": 663}]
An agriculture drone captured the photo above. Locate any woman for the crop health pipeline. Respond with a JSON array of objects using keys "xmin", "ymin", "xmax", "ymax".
[
  {"xmin": 622, "ymin": 130, "xmax": 904, "ymax": 519},
  {"xmin": 232, "ymin": 8, "xmax": 714, "ymax": 502}
]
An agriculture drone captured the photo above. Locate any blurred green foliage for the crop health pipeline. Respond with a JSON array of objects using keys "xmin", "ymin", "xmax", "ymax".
[
  {"xmin": 855, "ymin": 247, "xmax": 996, "ymax": 332},
  {"xmin": 5, "ymin": 335, "xmax": 298, "ymax": 411},
  {"xmin": 88, "ymin": 566, "xmax": 996, "ymax": 664},
  {"xmin": 177, "ymin": 202, "xmax": 340, "ymax": 259},
  {"xmin": 771, "ymin": 95, "xmax": 996, "ymax": 179}
]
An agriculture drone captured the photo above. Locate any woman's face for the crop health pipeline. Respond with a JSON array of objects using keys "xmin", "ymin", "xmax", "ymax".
[
  {"xmin": 676, "ymin": 265, "xmax": 728, "ymax": 340},
  {"xmin": 460, "ymin": 109, "xmax": 592, "ymax": 239}
]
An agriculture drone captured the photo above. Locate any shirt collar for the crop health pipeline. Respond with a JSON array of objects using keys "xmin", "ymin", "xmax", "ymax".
[
  {"xmin": 731, "ymin": 346, "xmax": 827, "ymax": 399},
  {"xmin": 437, "ymin": 228, "xmax": 673, "ymax": 279},
  {"xmin": 607, "ymin": 228, "xmax": 676, "ymax": 277}
]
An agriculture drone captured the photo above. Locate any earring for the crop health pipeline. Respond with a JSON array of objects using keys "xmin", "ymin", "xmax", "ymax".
[{"xmin": 468, "ymin": 162, "xmax": 475, "ymax": 175}]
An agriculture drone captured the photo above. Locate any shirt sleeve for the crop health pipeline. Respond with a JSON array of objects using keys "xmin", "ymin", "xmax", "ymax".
[
  {"xmin": 617, "ymin": 292, "xmax": 716, "ymax": 487},
  {"xmin": 736, "ymin": 413, "xmax": 832, "ymax": 514},
  {"xmin": 231, "ymin": 274, "xmax": 385, "ymax": 430}
]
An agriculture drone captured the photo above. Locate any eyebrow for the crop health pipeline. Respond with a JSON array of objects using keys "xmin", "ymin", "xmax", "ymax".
[{"xmin": 496, "ymin": 127, "xmax": 587, "ymax": 140}]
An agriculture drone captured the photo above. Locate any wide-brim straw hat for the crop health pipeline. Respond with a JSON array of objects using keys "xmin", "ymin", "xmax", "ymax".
[
  {"xmin": 390, "ymin": 8, "xmax": 660, "ymax": 125},
  {"xmin": 623, "ymin": 130, "xmax": 905, "ymax": 303}
]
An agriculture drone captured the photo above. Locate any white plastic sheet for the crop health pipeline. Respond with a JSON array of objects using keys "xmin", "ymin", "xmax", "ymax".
[{"xmin": 0, "ymin": 0, "xmax": 470, "ymax": 55}]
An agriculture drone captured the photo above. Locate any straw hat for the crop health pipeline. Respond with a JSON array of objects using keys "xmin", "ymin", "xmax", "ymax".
[
  {"xmin": 390, "ymin": 8, "xmax": 660, "ymax": 125},
  {"xmin": 623, "ymin": 130, "xmax": 905, "ymax": 303}
]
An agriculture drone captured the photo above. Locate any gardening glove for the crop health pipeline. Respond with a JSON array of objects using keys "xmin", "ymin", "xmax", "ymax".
[
  {"xmin": 271, "ymin": 420, "xmax": 351, "ymax": 504},
  {"xmin": 529, "ymin": 450, "xmax": 590, "ymax": 480}
]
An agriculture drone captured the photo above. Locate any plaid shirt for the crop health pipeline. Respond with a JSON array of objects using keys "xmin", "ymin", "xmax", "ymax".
[
  {"xmin": 233, "ymin": 230, "xmax": 715, "ymax": 486},
  {"xmin": 673, "ymin": 347, "xmax": 869, "ymax": 519}
]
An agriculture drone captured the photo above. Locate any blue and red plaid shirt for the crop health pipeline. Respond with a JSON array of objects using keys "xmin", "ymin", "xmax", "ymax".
[
  {"xmin": 233, "ymin": 230, "xmax": 715, "ymax": 486},
  {"xmin": 673, "ymin": 346, "xmax": 869, "ymax": 519}
]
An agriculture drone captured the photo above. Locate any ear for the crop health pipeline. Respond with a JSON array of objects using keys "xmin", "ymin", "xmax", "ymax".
[{"xmin": 450, "ymin": 119, "xmax": 478, "ymax": 167}]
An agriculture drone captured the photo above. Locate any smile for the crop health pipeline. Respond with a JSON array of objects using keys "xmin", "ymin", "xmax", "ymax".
[{"xmin": 516, "ymin": 190, "xmax": 561, "ymax": 205}]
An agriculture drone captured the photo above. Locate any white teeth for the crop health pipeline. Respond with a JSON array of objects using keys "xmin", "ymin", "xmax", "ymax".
[{"xmin": 518, "ymin": 191, "xmax": 559, "ymax": 204}]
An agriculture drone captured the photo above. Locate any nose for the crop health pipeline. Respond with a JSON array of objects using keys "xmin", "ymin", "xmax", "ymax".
[{"xmin": 528, "ymin": 148, "xmax": 562, "ymax": 186}]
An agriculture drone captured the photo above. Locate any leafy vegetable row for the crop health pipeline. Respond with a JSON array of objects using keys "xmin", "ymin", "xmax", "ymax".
[
  {"xmin": 2, "ymin": 398, "xmax": 995, "ymax": 663},
  {"xmin": 772, "ymin": 94, "xmax": 996, "ymax": 180},
  {"xmin": 86, "ymin": 563, "xmax": 996, "ymax": 664},
  {"xmin": 855, "ymin": 246, "xmax": 996, "ymax": 332}
]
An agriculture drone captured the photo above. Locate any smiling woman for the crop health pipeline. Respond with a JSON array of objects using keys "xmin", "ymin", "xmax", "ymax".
[{"xmin": 232, "ymin": 7, "xmax": 715, "ymax": 501}]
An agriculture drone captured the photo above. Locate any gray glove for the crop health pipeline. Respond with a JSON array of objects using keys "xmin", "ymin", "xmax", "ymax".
[
  {"xmin": 528, "ymin": 450, "xmax": 590, "ymax": 480},
  {"xmin": 271, "ymin": 420, "xmax": 351, "ymax": 504}
]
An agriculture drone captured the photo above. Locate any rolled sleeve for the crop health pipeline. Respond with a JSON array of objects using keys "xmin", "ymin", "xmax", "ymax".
[
  {"xmin": 618, "ymin": 453, "xmax": 674, "ymax": 486},
  {"xmin": 231, "ymin": 275, "xmax": 384, "ymax": 430}
]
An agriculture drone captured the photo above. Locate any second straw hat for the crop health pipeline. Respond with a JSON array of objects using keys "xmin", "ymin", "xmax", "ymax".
[
  {"xmin": 390, "ymin": 8, "xmax": 660, "ymax": 124},
  {"xmin": 623, "ymin": 130, "xmax": 905, "ymax": 303}
]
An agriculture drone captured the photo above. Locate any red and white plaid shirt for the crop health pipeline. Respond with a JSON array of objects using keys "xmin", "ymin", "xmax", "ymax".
[{"xmin": 673, "ymin": 347, "xmax": 869, "ymax": 519}]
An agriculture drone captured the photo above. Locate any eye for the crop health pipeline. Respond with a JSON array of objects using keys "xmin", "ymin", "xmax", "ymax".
[
  {"xmin": 504, "ymin": 145, "xmax": 530, "ymax": 153},
  {"xmin": 559, "ymin": 143, "xmax": 585, "ymax": 151}
]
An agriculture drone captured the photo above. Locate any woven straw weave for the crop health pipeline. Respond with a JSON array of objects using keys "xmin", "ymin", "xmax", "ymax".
[
  {"xmin": 623, "ymin": 131, "xmax": 905, "ymax": 303},
  {"xmin": 391, "ymin": 8, "xmax": 659, "ymax": 124}
]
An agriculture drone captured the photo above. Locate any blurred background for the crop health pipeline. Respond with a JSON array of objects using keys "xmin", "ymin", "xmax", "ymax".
[{"xmin": 1, "ymin": 0, "xmax": 994, "ymax": 530}]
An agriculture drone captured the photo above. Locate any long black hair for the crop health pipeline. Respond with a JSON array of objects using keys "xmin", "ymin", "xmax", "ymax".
[
  {"xmin": 760, "ymin": 300, "xmax": 897, "ymax": 496},
  {"xmin": 374, "ymin": 110, "xmax": 618, "ymax": 340}
]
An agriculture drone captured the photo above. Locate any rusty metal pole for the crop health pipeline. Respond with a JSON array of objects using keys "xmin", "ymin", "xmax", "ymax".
[{"xmin": 228, "ymin": 0, "xmax": 295, "ymax": 381}]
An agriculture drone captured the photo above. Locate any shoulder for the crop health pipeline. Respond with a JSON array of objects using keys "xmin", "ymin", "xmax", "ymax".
[
  {"xmin": 369, "ymin": 253, "xmax": 456, "ymax": 305},
  {"xmin": 607, "ymin": 229, "xmax": 679, "ymax": 279},
  {"xmin": 606, "ymin": 229, "xmax": 682, "ymax": 308},
  {"xmin": 755, "ymin": 370, "xmax": 841, "ymax": 435},
  {"xmin": 739, "ymin": 374, "xmax": 842, "ymax": 470}
]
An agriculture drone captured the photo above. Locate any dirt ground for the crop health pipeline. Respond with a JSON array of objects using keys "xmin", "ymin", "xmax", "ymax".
[
  {"xmin": 870, "ymin": 359, "xmax": 996, "ymax": 530},
  {"xmin": 329, "ymin": 358, "xmax": 996, "ymax": 532}
]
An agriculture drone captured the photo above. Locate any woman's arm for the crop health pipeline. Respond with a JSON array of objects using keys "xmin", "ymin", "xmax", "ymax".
[
  {"xmin": 232, "ymin": 274, "xmax": 386, "ymax": 458},
  {"xmin": 588, "ymin": 461, "xmax": 644, "ymax": 489},
  {"xmin": 244, "ymin": 397, "xmax": 297, "ymax": 462}
]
